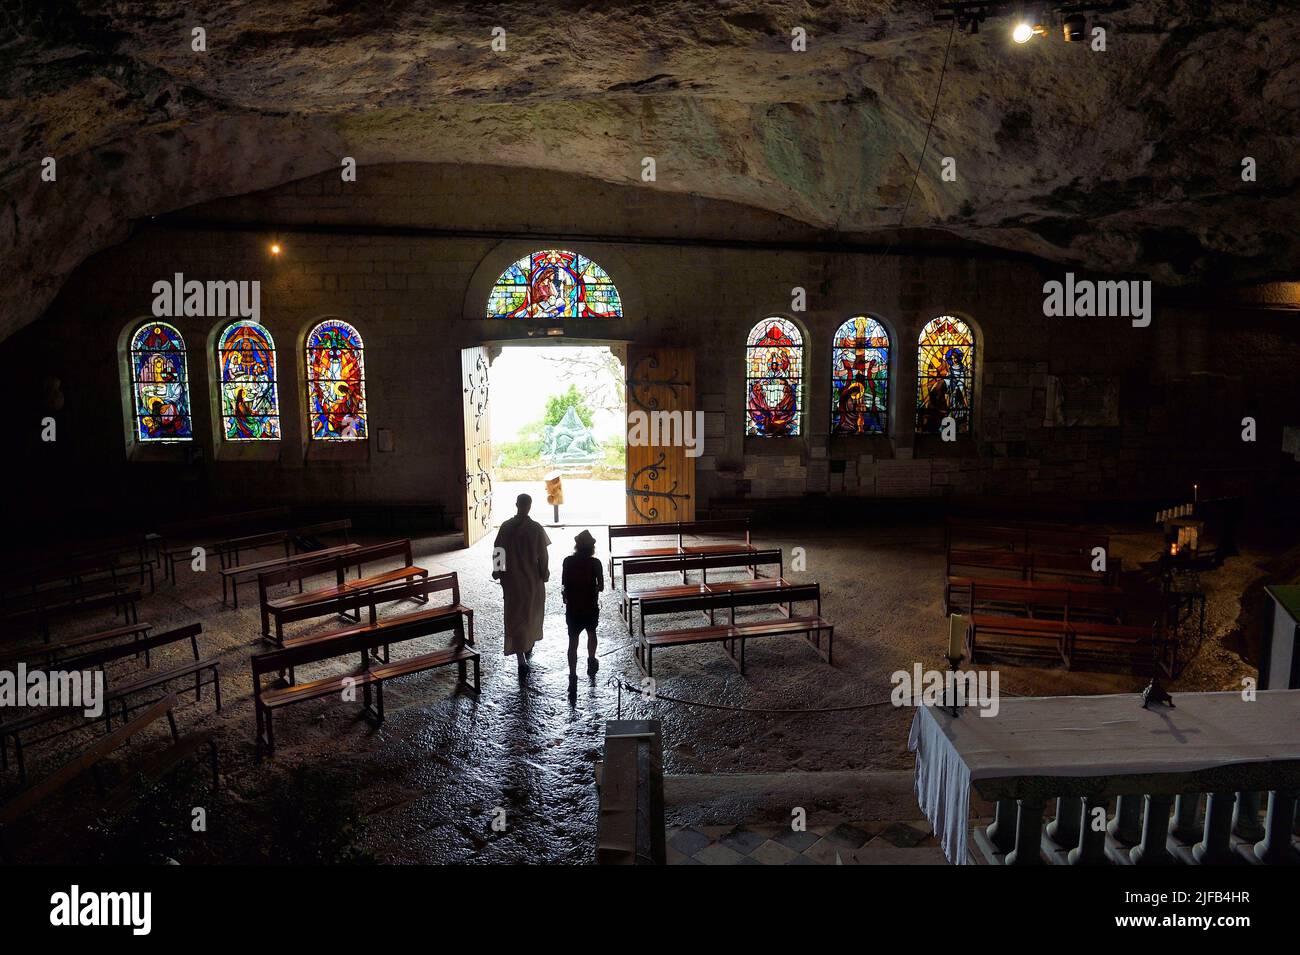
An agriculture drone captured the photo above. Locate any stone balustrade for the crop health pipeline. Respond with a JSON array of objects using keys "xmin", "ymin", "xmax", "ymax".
[{"xmin": 971, "ymin": 765, "xmax": 1300, "ymax": 865}]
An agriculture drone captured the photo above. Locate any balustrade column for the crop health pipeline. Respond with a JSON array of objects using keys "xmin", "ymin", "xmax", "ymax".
[
  {"xmin": 1107, "ymin": 794, "xmax": 1142, "ymax": 846},
  {"xmin": 1005, "ymin": 798, "xmax": 1045, "ymax": 866},
  {"xmin": 1192, "ymin": 791, "xmax": 1237, "ymax": 865},
  {"xmin": 1233, "ymin": 790, "xmax": 1265, "ymax": 841},
  {"xmin": 1067, "ymin": 796, "xmax": 1108, "ymax": 865},
  {"xmin": 1253, "ymin": 790, "xmax": 1299, "ymax": 865},
  {"xmin": 1045, "ymin": 796, "xmax": 1082, "ymax": 849},
  {"xmin": 1170, "ymin": 793, "xmax": 1201, "ymax": 842},
  {"xmin": 1130, "ymin": 794, "xmax": 1175, "ymax": 865},
  {"xmin": 986, "ymin": 798, "xmax": 1018, "ymax": 854}
]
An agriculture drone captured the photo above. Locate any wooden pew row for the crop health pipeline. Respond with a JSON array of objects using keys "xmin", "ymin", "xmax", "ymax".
[
  {"xmin": 944, "ymin": 517, "xmax": 1110, "ymax": 557},
  {"xmin": 962, "ymin": 581, "xmax": 1174, "ymax": 674},
  {"xmin": 0, "ymin": 693, "xmax": 218, "ymax": 863},
  {"xmin": 220, "ymin": 542, "xmax": 361, "ymax": 608},
  {"xmin": 157, "ymin": 506, "xmax": 294, "ymax": 584},
  {"xmin": 215, "ymin": 518, "xmax": 353, "ymax": 571},
  {"xmin": 0, "ymin": 623, "xmax": 221, "ymax": 784},
  {"xmin": 608, "ymin": 519, "xmax": 753, "ymax": 588},
  {"xmin": 620, "ymin": 548, "xmax": 785, "ymax": 632},
  {"xmin": 0, "ymin": 588, "xmax": 141, "ymax": 643},
  {"xmin": 946, "ymin": 548, "xmax": 1121, "ymax": 591},
  {"xmin": 257, "ymin": 539, "xmax": 429, "ymax": 645},
  {"xmin": 252, "ymin": 597, "xmax": 477, "ymax": 758},
  {"xmin": 635, "ymin": 582, "xmax": 833, "ymax": 677},
  {"xmin": 0, "ymin": 622, "xmax": 153, "ymax": 669}
]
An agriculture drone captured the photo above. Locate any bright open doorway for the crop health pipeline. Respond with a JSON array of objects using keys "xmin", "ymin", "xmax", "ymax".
[{"xmin": 489, "ymin": 344, "xmax": 626, "ymax": 526}]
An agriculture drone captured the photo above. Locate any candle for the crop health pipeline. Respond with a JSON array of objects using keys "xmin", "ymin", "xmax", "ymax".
[
  {"xmin": 1193, "ymin": 483, "xmax": 1198, "ymax": 503},
  {"xmin": 949, "ymin": 613, "xmax": 964, "ymax": 658}
]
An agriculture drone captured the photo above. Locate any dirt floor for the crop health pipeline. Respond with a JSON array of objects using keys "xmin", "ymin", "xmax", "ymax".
[{"xmin": 1, "ymin": 517, "xmax": 1283, "ymax": 864}]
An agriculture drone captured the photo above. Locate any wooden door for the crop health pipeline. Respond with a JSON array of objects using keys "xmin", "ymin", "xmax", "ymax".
[
  {"xmin": 625, "ymin": 346, "xmax": 696, "ymax": 525},
  {"xmin": 461, "ymin": 345, "xmax": 493, "ymax": 547}
]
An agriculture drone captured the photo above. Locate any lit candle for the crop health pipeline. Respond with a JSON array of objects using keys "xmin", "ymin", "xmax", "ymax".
[
  {"xmin": 948, "ymin": 613, "xmax": 964, "ymax": 658},
  {"xmin": 1193, "ymin": 484, "xmax": 1198, "ymax": 504}
]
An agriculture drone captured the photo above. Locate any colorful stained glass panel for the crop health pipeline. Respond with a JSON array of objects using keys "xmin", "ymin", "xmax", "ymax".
[
  {"xmin": 217, "ymin": 321, "xmax": 280, "ymax": 441},
  {"xmin": 129, "ymin": 321, "xmax": 193, "ymax": 442},
  {"xmin": 916, "ymin": 315, "xmax": 974, "ymax": 435},
  {"xmin": 486, "ymin": 250, "xmax": 623, "ymax": 318},
  {"xmin": 306, "ymin": 319, "xmax": 367, "ymax": 440},
  {"xmin": 831, "ymin": 315, "xmax": 890, "ymax": 434},
  {"xmin": 745, "ymin": 318, "xmax": 803, "ymax": 437}
]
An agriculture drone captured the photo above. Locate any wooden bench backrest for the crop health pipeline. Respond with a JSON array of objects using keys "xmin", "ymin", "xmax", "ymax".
[
  {"xmin": 946, "ymin": 519, "xmax": 1108, "ymax": 555},
  {"xmin": 157, "ymin": 506, "xmax": 292, "ymax": 540},
  {"xmin": 609, "ymin": 523, "xmax": 677, "ymax": 540},
  {"xmin": 0, "ymin": 694, "xmax": 178, "ymax": 826},
  {"xmin": 643, "ymin": 581, "xmax": 820, "ymax": 618},
  {"xmin": 378, "ymin": 572, "xmax": 460, "ymax": 606},
  {"xmin": 251, "ymin": 607, "xmax": 459, "ymax": 680},
  {"xmin": 257, "ymin": 551, "xmax": 347, "ymax": 592},
  {"xmin": 948, "ymin": 549, "xmax": 1032, "ymax": 571},
  {"xmin": 60, "ymin": 622, "xmax": 202, "ymax": 671},
  {"xmin": 297, "ymin": 518, "xmax": 352, "ymax": 539},
  {"xmin": 678, "ymin": 519, "xmax": 749, "ymax": 538},
  {"xmin": 340, "ymin": 539, "xmax": 414, "ymax": 575}
]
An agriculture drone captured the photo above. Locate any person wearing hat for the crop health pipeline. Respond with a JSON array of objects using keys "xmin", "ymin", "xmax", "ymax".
[{"xmin": 561, "ymin": 528, "xmax": 604, "ymax": 696}]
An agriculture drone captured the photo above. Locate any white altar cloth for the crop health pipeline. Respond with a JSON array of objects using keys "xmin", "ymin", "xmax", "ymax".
[{"xmin": 908, "ymin": 690, "xmax": 1300, "ymax": 864}]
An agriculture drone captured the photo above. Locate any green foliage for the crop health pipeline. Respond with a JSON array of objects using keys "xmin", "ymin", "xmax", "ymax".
[{"xmin": 544, "ymin": 385, "xmax": 593, "ymax": 428}]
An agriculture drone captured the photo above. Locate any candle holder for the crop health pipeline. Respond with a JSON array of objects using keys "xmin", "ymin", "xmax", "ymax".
[{"xmin": 945, "ymin": 652, "xmax": 965, "ymax": 718}]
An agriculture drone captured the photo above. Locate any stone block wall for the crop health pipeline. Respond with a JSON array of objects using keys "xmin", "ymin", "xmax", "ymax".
[{"xmin": 5, "ymin": 163, "xmax": 1297, "ymax": 534}]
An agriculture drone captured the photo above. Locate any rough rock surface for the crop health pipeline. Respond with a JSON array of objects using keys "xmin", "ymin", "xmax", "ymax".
[{"xmin": 2, "ymin": 1, "xmax": 1298, "ymax": 342}]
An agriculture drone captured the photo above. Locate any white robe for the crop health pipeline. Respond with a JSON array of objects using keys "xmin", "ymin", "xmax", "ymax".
[{"xmin": 493, "ymin": 515, "xmax": 551, "ymax": 655}]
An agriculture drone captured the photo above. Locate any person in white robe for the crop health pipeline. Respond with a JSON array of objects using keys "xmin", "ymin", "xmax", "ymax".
[{"xmin": 492, "ymin": 493, "xmax": 551, "ymax": 675}]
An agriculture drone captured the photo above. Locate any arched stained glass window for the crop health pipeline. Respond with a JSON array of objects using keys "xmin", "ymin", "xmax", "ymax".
[
  {"xmin": 916, "ymin": 315, "xmax": 974, "ymax": 435},
  {"xmin": 129, "ymin": 321, "xmax": 193, "ymax": 442},
  {"xmin": 486, "ymin": 249, "xmax": 622, "ymax": 318},
  {"xmin": 217, "ymin": 320, "xmax": 280, "ymax": 441},
  {"xmin": 305, "ymin": 319, "xmax": 367, "ymax": 441},
  {"xmin": 831, "ymin": 315, "xmax": 890, "ymax": 434},
  {"xmin": 745, "ymin": 317, "xmax": 803, "ymax": 437}
]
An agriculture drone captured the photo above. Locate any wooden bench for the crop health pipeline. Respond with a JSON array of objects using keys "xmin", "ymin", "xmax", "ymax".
[
  {"xmin": 1, "ymin": 587, "xmax": 141, "ymax": 642},
  {"xmin": 0, "ymin": 693, "xmax": 218, "ymax": 863},
  {"xmin": 158, "ymin": 505, "xmax": 293, "ymax": 584},
  {"xmin": 251, "ymin": 599, "xmax": 477, "ymax": 758},
  {"xmin": 0, "ymin": 622, "xmax": 153, "ymax": 669},
  {"xmin": 219, "ymin": 541, "xmax": 361, "ymax": 607},
  {"xmin": 964, "ymin": 587, "xmax": 1170, "ymax": 673},
  {"xmin": 946, "ymin": 548, "xmax": 1120, "ymax": 589},
  {"xmin": 258, "ymin": 539, "xmax": 428, "ymax": 645},
  {"xmin": 0, "ymin": 623, "xmax": 221, "ymax": 784},
  {"xmin": 945, "ymin": 577, "xmax": 1127, "ymax": 619},
  {"xmin": 944, "ymin": 518, "xmax": 1110, "ymax": 557},
  {"xmin": 619, "ymin": 548, "xmax": 785, "ymax": 632},
  {"xmin": 215, "ymin": 518, "xmax": 353, "ymax": 571},
  {"xmin": 635, "ymin": 583, "xmax": 832, "ymax": 677},
  {"xmin": 608, "ymin": 519, "xmax": 753, "ymax": 588}
]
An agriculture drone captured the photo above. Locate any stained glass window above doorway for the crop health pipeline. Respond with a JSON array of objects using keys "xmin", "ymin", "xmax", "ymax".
[{"xmin": 486, "ymin": 250, "xmax": 623, "ymax": 319}]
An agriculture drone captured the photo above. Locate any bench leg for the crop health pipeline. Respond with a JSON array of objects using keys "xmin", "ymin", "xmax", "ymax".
[
  {"xmin": 473, "ymin": 656, "xmax": 480, "ymax": 694},
  {"xmin": 213, "ymin": 671, "xmax": 223, "ymax": 712}
]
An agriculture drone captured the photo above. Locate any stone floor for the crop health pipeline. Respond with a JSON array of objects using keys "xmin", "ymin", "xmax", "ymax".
[
  {"xmin": 0, "ymin": 515, "xmax": 1279, "ymax": 863},
  {"xmin": 667, "ymin": 820, "xmax": 947, "ymax": 864}
]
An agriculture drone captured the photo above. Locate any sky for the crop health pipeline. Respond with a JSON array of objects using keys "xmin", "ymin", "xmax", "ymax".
[{"xmin": 488, "ymin": 345, "xmax": 625, "ymax": 443}]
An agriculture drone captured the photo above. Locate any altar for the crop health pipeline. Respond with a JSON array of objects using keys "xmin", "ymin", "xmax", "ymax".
[{"xmin": 909, "ymin": 690, "xmax": 1300, "ymax": 865}]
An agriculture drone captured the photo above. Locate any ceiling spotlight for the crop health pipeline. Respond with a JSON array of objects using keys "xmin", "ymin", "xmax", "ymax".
[
  {"xmin": 1062, "ymin": 13, "xmax": 1086, "ymax": 41},
  {"xmin": 269, "ymin": 242, "xmax": 282, "ymax": 256},
  {"xmin": 1012, "ymin": 21, "xmax": 1035, "ymax": 42}
]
